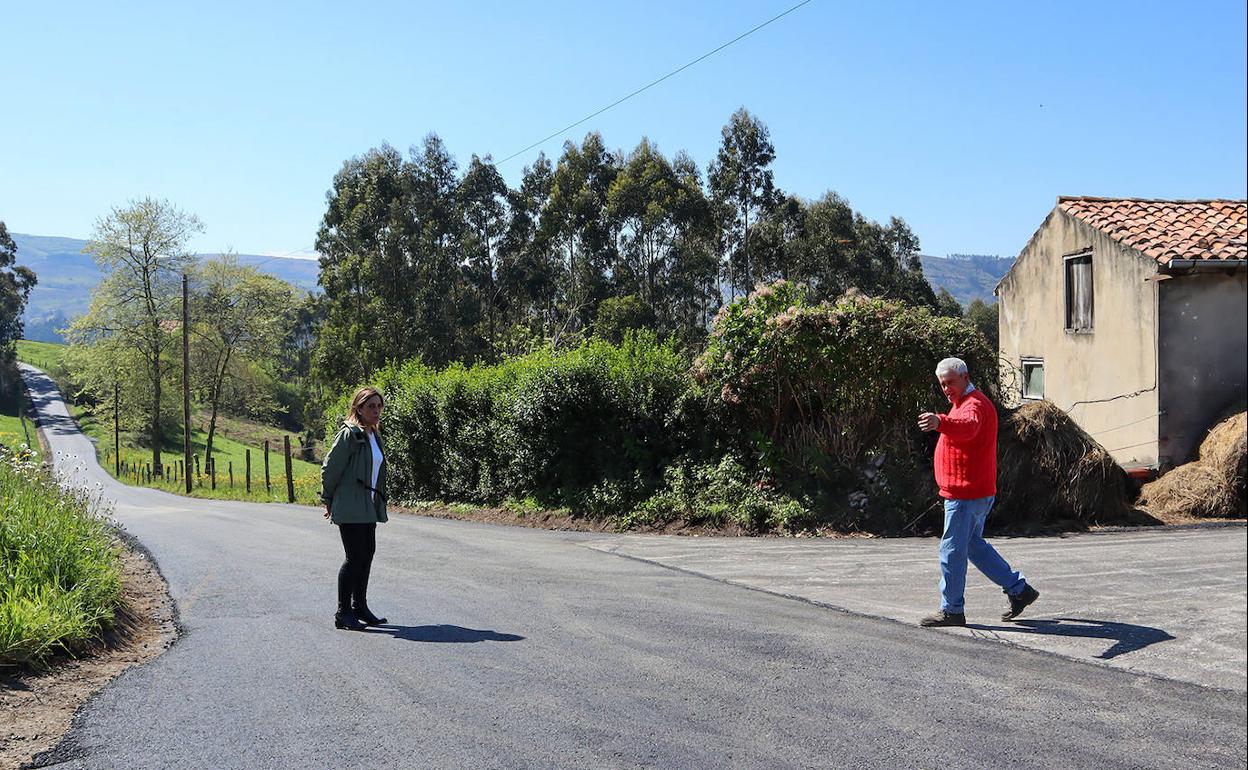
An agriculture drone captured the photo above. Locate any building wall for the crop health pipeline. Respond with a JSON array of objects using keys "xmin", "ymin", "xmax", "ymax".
[
  {"xmin": 997, "ymin": 209, "xmax": 1161, "ymax": 467},
  {"xmin": 1158, "ymin": 271, "xmax": 1248, "ymax": 466}
]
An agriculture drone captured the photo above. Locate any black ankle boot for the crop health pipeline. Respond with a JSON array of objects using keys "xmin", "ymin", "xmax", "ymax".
[
  {"xmin": 334, "ymin": 608, "xmax": 367, "ymax": 631},
  {"xmin": 352, "ymin": 599, "xmax": 387, "ymax": 626}
]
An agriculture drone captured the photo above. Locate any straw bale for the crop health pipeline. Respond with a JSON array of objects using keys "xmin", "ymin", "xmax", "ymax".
[
  {"xmin": 1140, "ymin": 412, "xmax": 1247, "ymax": 519},
  {"xmin": 992, "ymin": 400, "xmax": 1135, "ymax": 529}
]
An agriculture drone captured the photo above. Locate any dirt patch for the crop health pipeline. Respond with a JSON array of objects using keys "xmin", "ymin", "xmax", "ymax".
[
  {"xmin": 393, "ymin": 503, "xmax": 875, "ymax": 538},
  {"xmin": 0, "ymin": 534, "xmax": 178, "ymax": 770}
]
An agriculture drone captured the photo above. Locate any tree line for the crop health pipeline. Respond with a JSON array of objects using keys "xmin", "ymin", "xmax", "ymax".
[{"xmin": 312, "ymin": 108, "xmax": 946, "ymax": 399}]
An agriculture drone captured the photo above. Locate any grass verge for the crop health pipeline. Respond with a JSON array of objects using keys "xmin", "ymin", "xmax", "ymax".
[{"xmin": 0, "ymin": 445, "xmax": 123, "ymax": 667}]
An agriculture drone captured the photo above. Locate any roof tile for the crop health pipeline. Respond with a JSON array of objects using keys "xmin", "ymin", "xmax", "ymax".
[{"xmin": 1057, "ymin": 197, "xmax": 1248, "ymax": 264}]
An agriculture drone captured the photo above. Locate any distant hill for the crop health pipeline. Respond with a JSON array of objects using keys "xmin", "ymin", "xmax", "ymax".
[
  {"xmin": 919, "ymin": 253, "xmax": 1014, "ymax": 306},
  {"xmin": 10, "ymin": 233, "xmax": 321, "ymax": 343},
  {"xmin": 10, "ymin": 232, "xmax": 1012, "ymax": 342}
]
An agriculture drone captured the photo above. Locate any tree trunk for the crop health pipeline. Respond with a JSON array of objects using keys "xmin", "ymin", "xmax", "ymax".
[{"xmin": 205, "ymin": 347, "xmax": 233, "ymax": 464}]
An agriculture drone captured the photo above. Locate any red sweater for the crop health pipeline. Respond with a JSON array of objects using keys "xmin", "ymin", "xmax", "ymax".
[{"xmin": 934, "ymin": 388, "xmax": 997, "ymax": 499}]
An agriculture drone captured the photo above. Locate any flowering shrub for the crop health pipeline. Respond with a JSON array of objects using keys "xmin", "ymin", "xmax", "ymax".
[{"xmin": 695, "ymin": 281, "xmax": 995, "ymax": 522}]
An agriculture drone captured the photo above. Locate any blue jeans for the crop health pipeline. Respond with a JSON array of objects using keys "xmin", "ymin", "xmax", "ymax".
[{"xmin": 939, "ymin": 496, "xmax": 1026, "ymax": 614}]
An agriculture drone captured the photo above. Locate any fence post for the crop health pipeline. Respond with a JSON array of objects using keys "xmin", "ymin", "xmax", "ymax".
[
  {"xmin": 146, "ymin": 463, "xmax": 151, "ymax": 484},
  {"xmin": 228, "ymin": 461, "xmax": 234, "ymax": 488},
  {"xmin": 246, "ymin": 449, "xmax": 252, "ymax": 494},
  {"xmin": 264, "ymin": 440, "xmax": 271, "ymax": 492},
  {"xmin": 284, "ymin": 435, "xmax": 295, "ymax": 503}
]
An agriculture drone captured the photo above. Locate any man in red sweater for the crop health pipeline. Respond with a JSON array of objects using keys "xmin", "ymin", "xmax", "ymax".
[{"xmin": 916, "ymin": 357, "xmax": 1039, "ymax": 627}]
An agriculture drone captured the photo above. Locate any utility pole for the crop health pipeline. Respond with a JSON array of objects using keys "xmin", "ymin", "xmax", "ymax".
[
  {"xmin": 182, "ymin": 273, "xmax": 193, "ymax": 494},
  {"xmin": 113, "ymin": 380, "xmax": 120, "ymax": 477}
]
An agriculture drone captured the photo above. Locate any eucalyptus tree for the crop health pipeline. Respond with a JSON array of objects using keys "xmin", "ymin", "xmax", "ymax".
[
  {"xmin": 500, "ymin": 153, "xmax": 556, "ymax": 337},
  {"xmin": 408, "ymin": 133, "xmax": 466, "ymax": 363},
  {"xmin": 69, "ymin": 198, "xmax": 202, "ymax": 476},
  {"xmin": 458, "ymin": 155, "xmax": 510, "ymax": 360},
  {"xmin": 608, "ymin": 141, "xmax": 715, "ymax": 340},
  {"xmin": 315, "ymin": 144, "xmax": 411, "ymax": 393},
  {"xmin": 539, "ymin": 132, "xmax": 618, "ymax": 338},
  {"xmin": 707, "ymin": 108, "xmax": 777, "ymax": 296}
]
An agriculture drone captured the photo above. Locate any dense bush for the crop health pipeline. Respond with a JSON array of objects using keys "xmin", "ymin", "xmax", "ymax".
[
  {"xmin": 0, "ymin": 444, "xmax": 122, "ymax": 667},
  {"xmin": 329, "ymin": 283, "xmax": 999, "ymax": 534},
  {"xmin": 332, "ymin": 332, "xmax": 703, "ymax": 514}
]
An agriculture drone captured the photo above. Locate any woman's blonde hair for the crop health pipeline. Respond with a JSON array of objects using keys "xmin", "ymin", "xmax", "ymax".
[{"xmin": 345, "ymin": 387, "xmax": 384, "ymax": 429}]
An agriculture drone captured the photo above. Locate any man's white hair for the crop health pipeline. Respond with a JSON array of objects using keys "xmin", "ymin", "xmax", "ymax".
[{"xmin": 935, "ymin": 357, "xmax": 969, "ymax": 377}]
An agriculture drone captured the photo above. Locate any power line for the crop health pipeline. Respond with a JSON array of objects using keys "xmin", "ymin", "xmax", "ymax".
[{"xmin": 495, "ymin": 0, "xmax": 814, "ymax": 166}]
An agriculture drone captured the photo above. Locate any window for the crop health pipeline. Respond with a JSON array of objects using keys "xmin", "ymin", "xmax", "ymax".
[
  {"xmin": 1022, "ymin": 358, "xmax": 1045, "ymax": 400},
  {"xmin": 1064, "ymin": 253, "xmax": 1093, "ymax": 332}
]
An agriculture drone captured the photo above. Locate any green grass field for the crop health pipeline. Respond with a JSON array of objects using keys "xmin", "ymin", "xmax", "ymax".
[
  {"xmin": 15, "ymin": 339, "xmax": 66, "ymax": 373},
  {"xmin": 0, "ymin": 389, "xmax": 38, "ymax": 449},
  {"xmin": 79, "ymin": 408, "xmax": 323, "ymax": 506}
]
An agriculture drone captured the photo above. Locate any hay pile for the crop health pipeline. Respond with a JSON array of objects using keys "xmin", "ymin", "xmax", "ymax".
[
  {"xmin": 1139, "ymin": 412, "xmax": 1247, "ymax": 520},
  {"xmin": 991, "ymin": 400, "xmax": 1136, "ymax": 530}
]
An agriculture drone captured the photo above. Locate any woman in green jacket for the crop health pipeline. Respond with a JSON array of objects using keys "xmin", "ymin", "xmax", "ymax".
[{"xmin": 321, "ymin": 386, "xmax": 389, "ymax": 631}]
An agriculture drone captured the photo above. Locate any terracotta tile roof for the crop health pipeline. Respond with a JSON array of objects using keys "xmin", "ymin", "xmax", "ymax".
[{"xmin": 1057, "ymin": 196, "xmax": 1247, "ymax": 264}]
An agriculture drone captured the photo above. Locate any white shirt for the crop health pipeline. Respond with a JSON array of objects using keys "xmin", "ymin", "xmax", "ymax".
[{"xmin": 368, "ymin": 432, "xmax": 383, "ymax": 491}]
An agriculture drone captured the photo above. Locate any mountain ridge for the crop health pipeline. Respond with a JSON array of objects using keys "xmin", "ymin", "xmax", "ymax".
[{"xmin": 9, "ymin": 233, "xmax": 1013, "ymax": 343}]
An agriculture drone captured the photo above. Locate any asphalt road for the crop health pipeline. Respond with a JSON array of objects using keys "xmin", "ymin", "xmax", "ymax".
[{"xmin": 18, "ymin": 365, "xmax": 1248, "ymax": 770}]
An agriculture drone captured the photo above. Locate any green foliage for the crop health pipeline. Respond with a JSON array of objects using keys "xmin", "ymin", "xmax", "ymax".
[
  {"xmin": 594, "ymin": 294, "xmax": 655, "ymax": 344},
  {"xmin": 0, "ymin": 445, "xmax": 122, "ymax": 667},
  {"xmin": 1, "ymin": 221, "xmax": 38, "ymax": 365},
  {"xmin": 966, "ymin": 299, "xmax": 999, "ymax": 352},
  {"xmin": 311, "ymin": 109, "xmax": 947, "ymax": 403},
  {"xmin": 331, "ymin": 285, "xmax": 999, "ymax": 533},
  {"xmin": 694, "ymin": 281, "xmax": 995, "ymax": 518},
  {"xmin": 340, "ymin": 332, "xmax": 696, "ymax": 514},
  {"xmin": 934, "ymin": 288, "xmax": 963, "ymax": 317},
  {"xmin": 628, "ymin": 456, "xmax": 812, "ymax": 532},
  {"xmin": 67, "ymin": 198, "xmax": 203, "ymax": 473},
  {"xmin": 188, "ymin": 253, "xmax": 299, "ymax": 460}
]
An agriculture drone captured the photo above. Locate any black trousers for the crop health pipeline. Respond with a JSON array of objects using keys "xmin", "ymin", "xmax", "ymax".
[{"xmin": 337, "ymin": 522, "xmax": 376, "ymax": 611}]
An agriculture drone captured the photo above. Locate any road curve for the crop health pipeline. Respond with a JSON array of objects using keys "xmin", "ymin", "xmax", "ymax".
[{"xmin": 18, "ymin": 364, "xmax": 1248, "ymax": 770}]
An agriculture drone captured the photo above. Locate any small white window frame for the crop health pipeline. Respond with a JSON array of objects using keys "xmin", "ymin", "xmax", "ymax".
[{"xmin": 1021, "ymin": 357, "xmax": 1045, "ymax": 400}]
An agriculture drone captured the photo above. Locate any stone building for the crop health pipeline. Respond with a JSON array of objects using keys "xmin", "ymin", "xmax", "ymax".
[{"xmin": 996, "ymin": 197, "xmax": 1246, "ymax": 471}]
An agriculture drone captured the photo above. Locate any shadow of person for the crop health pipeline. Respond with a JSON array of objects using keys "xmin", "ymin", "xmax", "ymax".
[
  {"xmin": 363, "ymin": 624, "xmax": 525, "ymax": 644},
  {"xmin": 968, "ymin": 617, "xmax": 1175, "ymax": 659}
]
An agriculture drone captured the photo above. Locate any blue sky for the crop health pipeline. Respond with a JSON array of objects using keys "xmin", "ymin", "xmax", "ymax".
[{"xmin": 2, "ymin": 0, "xmax": 1245, "ymax": 260}]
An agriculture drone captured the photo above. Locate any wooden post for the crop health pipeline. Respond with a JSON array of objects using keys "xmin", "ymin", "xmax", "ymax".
[
  {"xmin": 228, "ymin": 461, "xmax": 234, "ymax": 488},
  {"xmin": 264, "ymin": 440, "xmax": 271, "ymax": 492},
  {"xmin": 284, "ymin": 435, "xmax": 295, "ymax": 503},
  {"xmin": 209, "ymin": 457, "xmax": 216, "ymax": 490},
  {"xmin": 246, "ymin": 449, "xmax": 252, "ymax": 494},
  {"xmin": 146, "ymin": 463, "xmax": 151, "ymax": 484}
]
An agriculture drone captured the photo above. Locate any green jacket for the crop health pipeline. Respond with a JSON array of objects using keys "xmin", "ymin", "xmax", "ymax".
[{"xmin": 321, "ymin": 424, "xmax": 388, "ymax": 524}]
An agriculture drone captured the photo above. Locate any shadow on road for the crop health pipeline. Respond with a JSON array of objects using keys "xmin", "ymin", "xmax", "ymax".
[
  {"xmin": 18, "ymin": 371, "xmax": 81, "ymax": 437},
  {"xmin": 968, "ymin": 617, "xmax": 1175, "ymax": 659},
  {"xmin": 364, "ymin": 624, "xmax": 525, "ymax": 644}
]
